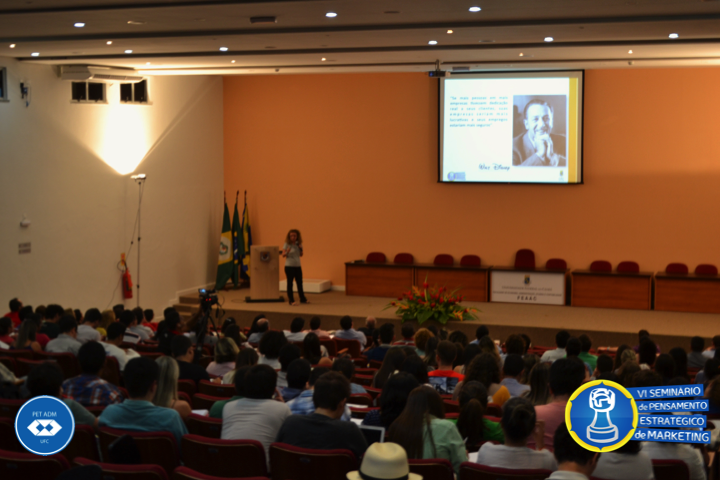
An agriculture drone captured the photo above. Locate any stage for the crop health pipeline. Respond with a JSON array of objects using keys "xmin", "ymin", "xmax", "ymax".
[{"xmin": 175, "ymin": 289, "xmax": 720, "ymax": 352}]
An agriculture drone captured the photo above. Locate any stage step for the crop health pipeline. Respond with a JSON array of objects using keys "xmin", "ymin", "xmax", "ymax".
[
  {"xmin": 280, "ymin": 279, "xmax": 332, "ymax": 293},
  {"xmin": 179, "ymin": 295, "xmax": 200, "ymax": 304}
]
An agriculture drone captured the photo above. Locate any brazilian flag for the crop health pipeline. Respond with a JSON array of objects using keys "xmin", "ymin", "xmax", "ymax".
[
  {"xmin": 231, "ymin": 197, "xmax": 243, "ymax": 287},
  {"xmin": 241, "ymin": 195, "xmax": 252, "ymax": 279},
  {"xmin": 215, "ymin": 201, "xmax": 233, "ymax": 289}
]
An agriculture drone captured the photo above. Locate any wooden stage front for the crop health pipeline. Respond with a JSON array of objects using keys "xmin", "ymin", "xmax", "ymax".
[{"xmin": 175, "ymin": 289, "xmax": 720, "ymax": 353}]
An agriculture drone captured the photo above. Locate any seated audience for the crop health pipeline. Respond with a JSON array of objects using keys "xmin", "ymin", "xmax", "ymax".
[
  {"xmin": 654, "ymin": 353, "xmax": 676, "ymax": 384},
  {"xmin": 456, "ymin": 380, "xmax": 504, "ymax": 447},
  {"xmin": 449, "ymin": 330, "xmax": 469, "ymax": 348},
  {"xmin": 332, "ymin": 356, "xmax": 367, "ymax": 394},
  {"xmin": 281, "ymin": 358, "xmax": 311, "ymax": 402},
  {"xmin": 211, "ymin": 365, "xmax": 252, "ymax": 418},
  {"xmin": 363, "ymin": 372, "xmax": 419, "ymax": 428},
  {"xmin": 4, "ymin": 297, "xmax": 22, "ymax": 328},
  {"xmin": 503, "ymin": 334, "xmax": 525, "ymax": 358},
  {"xmin": 98, "ymin": 309, "xmax": 115, "ymax": 337},
  {"xmin": 14, "ymin": 318, "xmax": 42, "ymax": 352},
  {"xmin": 578, "ymin": 334, "xmax": 598, "ymax": 371},
  {"xmin": 475, "ymin": 396, "xmax": 557, "ymax": 470},
  {"xmin": 373, "ymin": 347, "xmax": 407, "ymax": 389},
  {"xmin": 247, "ymin": 315, "xmax": 269, "ymax": 344},
  {"xmin": 143, "ymin": 309, "xmax": 158, "ymax": 332},
  {"xmin": 458, "ymin": 344, "xmax": 482, "ymax": 375},
  {"xmin": 223, "ymin": 348, "xmax": 259, "ymax": 384},
  {"xmin": 638, "ymin": 338, "xmax": 658, "ymax": 370},
  {"xmin": 523, "ymin": 362, "xmax": 552, "ymax": 406},
  {"xmin": 594, "ymin": 354, "xmax": 617, "ymax": 382},
  {"xmin": 306, "ymin": 316, "xmax": 330, "ymax": 338},
  {"xmin": 393, "ymin": 323, "xmax": 415, "ymax": 346},
  {"xmin": 223, "ymin": 324, "xmax": 246, "ymax": 348},
  {"xmin": 566, "ymin": 337, "xmax": 591, "ymax": 379},
  {"xmin": 258, "ymin": 330, "xmax": 287, "ymax": 369},
  {"xmin": 76, "ymin": 308, "xmax": 102, "ymax": 344},
  {"xmin": 63, "ymin": 341, "xmax": 124, "ymax": 406},
  {"xmin": 357, "ymin": 316, "xmax": 377, "ymax": 343},
  {"xmin": 156, "ymin": 309, "xmax": 182, "ymax": 355},
  {"xmin": 131, "ymin": 307, "xmax": 153, "ymax": 340},
  {"xmin": 470, "ymin": 325, "xmax": 490, "ymax": 345},
  {"xmin": 389, "ymin": 385, "xmax": 468, "ymax": 474},
  {"xmin": 288, "ymin": 366, "xmax": 330, "ymax": 415},
  {"xmin": 284, "ymin": 316, "xmax": 307, "ymax": 342},
  {"xmin": 618, "ymin": 360, "xmax": 641, "ymax": 387},
  {"xmin": 592, "ymin": 440, "xmax": 654, "ymax": 480},
  {"xmin": 689, "ymin": 337, "xmax": 707, "ymax": 369},
  {"xmin": 206, "ymin": 337, "xmax": 239, "ymax": 377},
  {"xmin": 346, "ymin": 442, "xmax": 420, "ymax": 480},
  {"xmin": 634, "ymin": 329, "xmax": 661, "ymax": 354},
  {"xmin": 277, "ymin": 344, "xmax": 302, "ymax": 389},
  {"xmin": 703, "ymin": 335, "xmax": 720, "ymax": 359},
  {"xmin": 423, "ymin": 336, "xmax": 439, "ymax": 369},
  {"xmin": 99, "ymin": 356, "xmax": 188, "ymax": 444},
  {"xmin": 0, "ymin": 317, "xmax": 13, "ymax": 346},
  {"xmin": 399, "ymin": 354, "xmax": 430, "ymax": 385},
  {"xmin": 40, "ymin": 304, "xmax": 64, "ymax": 339},
  {"xmin": 334, "ymin": 315, "xmax": 368, "ymax": 347},
  {"xmin": 365, "ymin": 323, "xmax": 395, "ymax": 362},
  {"xmin": 428, "ymin": 340, "xmax": 465, "ymax": 395},
  {"xmin": 549, "ymin": 422, "xmax": 600, "ymax": 480},
  {"xmin": 276, "ymin": 371, "xmax": 368, "ymax": 460},
  {"xmin": 221, "ymin": 364, "xmax": 291, "ymax": 459},
  {"xmin": 460, "ymin": 352, "xmax": 510, "ymax": 405},
  {"xmin": 669, "ymin": 347, "xmax": 689, "ymax": 381},
  {"xmin": 413, "ymin": 328, "xmax": 433, "ymax": 357},
  {"xmin": 170, "ymin": 334, "xmax": 211, "ymax": 383},
  {"xmin": 501, "ymin": 353, "xmax": 531, "ymax": 397},
  {"xmin": 302, "ymin": 332, "xmax": 328, "ymax": 365},
  {"xmin": 27, "ymin": 362, "xmax": 97, "ymax": 428},
  {"xmin": 153, "ymin": 356, "xmax": 192, "ymax": 419},
  {"xmin": 46, "ymin": 315, "xmax": 82, "ymax": 355},
  {"xmin": 118, "ymin": 310, "xmax": 142, "ymax": 344},
  {"xmin": 521, "ymin": 354, "xmax": 540, "ymax": 384},
  {"xmin": 102, "ymin": 323, "xmax": 140, "ymax": 371},
  {"xmin": 541, "ymin": 330, "xmax": 571, "ymax": 363}
]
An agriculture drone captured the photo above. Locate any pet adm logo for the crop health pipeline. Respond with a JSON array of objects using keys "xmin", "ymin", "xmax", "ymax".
[
  {"xmin": 27, "ymin": 419, "xmax": 62, "ymax": 436},
  {"xmin": 15, "ymin": 396, "xmax": 75, "ymax": 456}
]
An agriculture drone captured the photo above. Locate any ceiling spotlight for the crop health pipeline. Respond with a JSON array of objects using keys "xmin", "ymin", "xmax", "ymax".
[
  {"xmin": 321, "ymin": 57, "xmax": 326, "ymax": 61},
  {"xmin": 31, "ymin": 52, "xmax": 39, "ymax": 56},
  {"xmin": 146, "ymin": 62, "xmax": 151, "ymax": 65},
  {"xmin": 469, "ymin": 6, "xmax": 481, "ymax": 12},
  {"xmin": 231, "ymin": 60, "xmax": 236, "ymax": 63},
  {"xmin": 669, "ymin": 33, "xmax": 679, "ymax": 39},
  {"xmin": 9, "ymin": 44, "xmax": 16, "ymax": 48},
  {"xmin": 127, "ymin": 20, "xmax": 146, "ymax": 25},
  {"xmin": 219, "ymin": 47, "xmax": 229, "ymax": 51},
  {"xmin": 74, "ymin": 22, "xmax": 85, "ymax": 28},
  {"xmin": 106, "ymin": 41, "xmax": 113, "ymax": 45},
  {"xmin": 628, "ymin": 49, "xmax": 633, "ymax": 54},
  {"xmin": 428, "ymin": 40, "xmax": 438, "ymax": 45},
  {"xmin": 326, "ymin": 12, "xmax": 337, "ymax": 17},
  {"xmin": 447, "ymin": 29, "xmax": 453, "ymax": 34},
  {"xmin": 544, "ymin": 37, "xmax": 554, "ymax": 42},
  {"xmin": 519, "ymin": 53, "xmax": 524, "ymax": 57},
  {"xmin": 125, "ymin": 49, "xmax": 133, "ymax": 54}
]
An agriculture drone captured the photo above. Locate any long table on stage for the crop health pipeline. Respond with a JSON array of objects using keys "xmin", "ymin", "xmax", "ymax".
[
  {"xmin": 654, "ymin": 272, "xmax": 720, "ymax": 314},
  {"xmin": 571, "ymin": 270, "xmax": 653, "ymax": 310},
  {"xmin": 345, "ymin": 262, "xmax": 489, "ymax": 301},
  {"xmin": 490, "ymin": 267, "xmax": 568, "ymax": 305}
]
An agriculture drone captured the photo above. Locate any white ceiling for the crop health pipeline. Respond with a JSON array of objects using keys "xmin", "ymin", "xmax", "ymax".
[{"xmin": 3, "ymin": 0, "xmax": 720, "ymax": 75}]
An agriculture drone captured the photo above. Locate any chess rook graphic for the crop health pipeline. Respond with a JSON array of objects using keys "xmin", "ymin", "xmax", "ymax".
[{"xmin": 587, "ymin": 387, "xmax": 619, "ymax": 443}]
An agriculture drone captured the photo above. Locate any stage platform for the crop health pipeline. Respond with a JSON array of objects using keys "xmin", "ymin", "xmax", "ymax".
[{"xmin": 175, "ymin": 289, "xmax": 720, "ymax": 352}]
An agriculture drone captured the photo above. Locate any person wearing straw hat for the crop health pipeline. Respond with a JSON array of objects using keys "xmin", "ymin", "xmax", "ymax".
[{"xmin": 347, "ymin": 442, "xmax": 422, "ymax": 480}]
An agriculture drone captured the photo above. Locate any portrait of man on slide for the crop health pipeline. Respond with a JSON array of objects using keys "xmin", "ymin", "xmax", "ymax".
[{"xmin": 512, "ymin": 96, "xmax": 567, "ymax": 167}]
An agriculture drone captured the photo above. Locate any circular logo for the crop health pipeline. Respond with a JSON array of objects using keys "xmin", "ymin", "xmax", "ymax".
[
  {"xmin": 15, "ymin": 396, "xmax": 75, "ymax": 455},
  {"xmin": 565, "ymin": 380, "xmax": 638, "ymax": 452}
]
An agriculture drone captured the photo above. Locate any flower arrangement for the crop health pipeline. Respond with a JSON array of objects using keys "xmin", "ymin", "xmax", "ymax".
[{"xmin": 383, "ymin": 277, "xmax": 479, "ymax": 325}]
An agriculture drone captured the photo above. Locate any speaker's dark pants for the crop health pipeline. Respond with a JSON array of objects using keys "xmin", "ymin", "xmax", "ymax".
[{"xmin": 285, "ymin": 266, "xmax": 307, "ymax": 303}]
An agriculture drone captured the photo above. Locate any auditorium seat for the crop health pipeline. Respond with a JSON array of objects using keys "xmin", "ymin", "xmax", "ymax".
[
  {"xmin": 0, "ymin": 357, "xmax": 15, "ymax": 375},
  {"xmin": 545, "ymin": 258, "xmax": 567, "ymax": 270},
  {"xmin": 99, "ymin": 428, "xmax": 180, "ymax": 476},
  {"xmin": 460, "ymin": 255, "xmax": 481, "ymax": 267},
  {"xmin": 334, "ymin": 339, "xmax": 362, "ymax": 358},
  {"xmin": 348, "ymin": 393, "xmax": 374, "ymax": 407},
  {"xmin": 486, "ymin": 403, "xmax": 503, "ymax": 418},
  {"xmin": 319, "ymin": 338, "xmax": 337, "ymax": 357},
  {"xmin": 15, "ymin": 358, "xmax": 49, "ymax": 378},
  {"xmin": 651, "ymin": 459, "xmax": 690, "ymax": 480},
  {"xmin": 34, "ymin": 352, "xmax": 80, "ymax": 378},
  {"xmin": 434, "ymin": 254, "xmax": 454, "ymax": 266},
  {"xmin": 269, "ymin": 442, "xmax": 357, "ymax": 480},
  {"xmin": 172, "ymin": 466, "xmax": 270, "ymax": 480},
  {"xmin": 458, "ymin": 462, "xmax": 552, "ymax": 480},
  {"xmin": 192, "ymin": 394, "xmax": 228, "ymax": 411},
  {"xmin": 617, "ymin": 261, "xmax": 640, "ymax": 273},
  {"xmin": 0, "ymin": 418, "xmax": 22, "ymax": 451},
  {"xmin": 695, "ymin": 264, "xmax": 718, "ymax": 275},
  {"xmin": 86, "ymin": 405, "xmax": 106, "ymax": 417},
  {"xmin": 100, "ymin": 356, "xmax": 122, "ymax": 387},
  {"xmin": 443, "ymin": 399, "xmax": 460, "ymax": 413},
  {"xmin": 197, "ymin": 380, "xmax": 236, "ymax": 397},
  {"xmin": 0, "ymin": 398, "xmax": 24, "ymax": 419},
  {"xmin": 178, "ymin": 379, "xmax": 197, "ymax": 398},
  {"xmin": 351, "ymin": 374, "xmax": 374, "ymax": 387},
  {"xmin": 409, "ymin": 459, "xmax": 454, "ymax": 480},
  {"xmin": 589, "ymin": 260, "xmax": 612, "ymax": 272},
  {"xmin": 138, "ymin": 351, "xmax": 164, "ymax": 360},
  {"xmin": 393, "ymin": 253, "xmax": 414, "ymax": 264},
  {"xmin": 0, "ymin": 448, "xmax": 71, "ymax": 478},
  {"xmin": 75, "ymin": 458, "xmax": 169, "ymax": 480},
  {"xmin": 665, "ymin": 263, "xmax": 689, "ymax": 274},
  {"xmin": 365, "ymin": 252, "xmax": 387, "ymax": 263},
  {"xmin": 62, "ymin": 424, "xmax": 101, "ymax": 462},
  {"xmin": 349, "ymin": 407, "xmax": 378, "ymax": 419},
  {"xmin": 181, "ymin": 435, "xmax": 268, "ymax": 478},
  {"xmin": 185, "ymin": 414, "xmax": 222, "ymax": 439},
  {"xmin": 514, "ymin": 249, "xmax": 536, "ymax": 269}
]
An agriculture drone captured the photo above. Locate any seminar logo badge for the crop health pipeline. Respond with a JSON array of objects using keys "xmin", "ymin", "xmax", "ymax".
[
  {"xmin": 566, "ymin": 380, "xmax": 638, "ymax": 452},
  {"xmin": 15, "ymin": 396, "xmax": 75, "ymax": 455}
]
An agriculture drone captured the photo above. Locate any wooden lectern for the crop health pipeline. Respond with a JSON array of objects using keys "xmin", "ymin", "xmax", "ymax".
[{"xmin": 245, "ymin": 245, "xmax": 285, "ymax": 303}]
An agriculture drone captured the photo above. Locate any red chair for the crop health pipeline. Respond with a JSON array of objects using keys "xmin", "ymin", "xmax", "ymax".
[
  {"xmin": 86, "ymin": 405, "xmax": 106, "ymax": 417},
  {"xmin": 409, "ymin": 458, "xmax": 454, "ymax": 480},
  {"xmin": 665, "ymin": 263, "xmax": 689, "ymax": 274},
  {"xmin": 651, "ymin": 459, "xmax": 690, "ymax": 480},
  {"xmin": 75, "ymin": 457, "xmax": 169, "ymax": 480},
  {"xmin": 0, "ymin": 398, "xmax": 24, "ymax": 418},
  {"xmin": 36, "ymin": 351, "xmax": 81, "ymax": 378},
  {"xmin": 0, "ymin": 349, "xmax": 33, "ymax": 361},
  {"xmin": 99, "ymin": 428, "xmax": 180, "ymax": 475},
  {"xmin": 434, "ymin": 254, "xmax": 454, "ymax": 266},
  {"xmin": 352, "ymin": 374, "xmax": 374, "ymax": 387},
  {"xmin": 0, "ymin": 448, "xmax": 70, "ymax": 478},
  {"xmin": 545, "ymin": 258, "xmax": 567, "ymax": 270},
  {"xmin": 185, "ymin": 414, "xmax": 223, "ymax": 439},
  {"xmin": 269, "ymin": 443, "xmax": 357, "ymax": 480},
  {"xmin": 590, "ymin": 260, "xmax": 612, "ymax": 272},
  {"xmin": 617, "ymin": 261, "xmax": 639, "ymax": 273},
  {"xmin": 319, "ymin": 338, "xmax": 337, "ymax": 357},
  {"xmin": 460, "ymin": 255, "xmax": 481, "ymax": 267},
  {"xmin": 349, "ymin": 407, "xmax": 378, "ymax": 419},
  {"xmin": 139, "ymin": 351, "xmax": 164, "ymax": 360},
  {"xmin": 192, "ymin": 394, "xmax": 226, "ymax": 411},
  {"xmin": 197, "ymin": 380, "xmax": 235, "ymax": 398},
  {"xmin": 0, "ymin": 357, "xmax": 16, "ymax": 375},
  {"xmin": 334, "ymin": 339, "xmax": 362, "ymax": 358},
  {"xmin": 695, "ymin": 264, "xmax": 718, "ymax": 275},
  {"xmin": 348, "ymin": 393, "xmax": 374, "ymax": 407},
  {"xmin": 62, "ymin": 424, "xmax": 101, "ymax": 462},
  {"xmin": 15, "ymin": 358, "xmax": 50, "ymax": 378},
  {"xmin": 393, "ymin": 253, "xmax": 414, "ymax": 265},
  {"xmin": 0, "ymin": 418, "xmax": 22, "ymax": 451},
  {"xmin": 173, "ymin": 466, "xmax": 270, "ymax": 480},
  {"xmin": 182, "ymin": 435, "xmax": 268, "ymax": 478},
  {"xmin": 486, "ymin": 403, "xmax": 502, "ymax": 418},
  {"xmin": 99, "ymin": 356, "xmax": 122, "ymax": 387},
  {"xmin": 458, "ymin": 462, "xmax": 552, "ymax": 480},
  {"xmin": 366, "ymin": 252, "xmax": 387, "ymax": 263},
  {"xmin": 443, "ymin": 399, "xmax": 460, "ymax": 413},
  {"xmin": 514, "ymin": 249, "xmax": 536, "ymax": 269}
]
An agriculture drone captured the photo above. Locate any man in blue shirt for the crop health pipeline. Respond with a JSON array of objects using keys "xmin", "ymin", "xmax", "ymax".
[
  {"xmin": 99, "ymin": 356, "xmax": 188, "ymax": 445},
  {"xmin": 333, "ymin": 316, "xmax": 367, "ymax": 347},
  {"xmin": 364, "ymin": 323, "xmax": 394, "ymax": 362}
]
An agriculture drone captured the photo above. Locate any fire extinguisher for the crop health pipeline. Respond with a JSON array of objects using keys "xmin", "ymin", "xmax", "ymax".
[{"xmin": 121, "ymin": 253, "xmax": 133, "ymax": 299}]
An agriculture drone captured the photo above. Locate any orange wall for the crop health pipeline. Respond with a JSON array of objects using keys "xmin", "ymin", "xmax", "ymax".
[{"xmin": 224, "ymin": 69, "xmax": 720, "ymax": 286}]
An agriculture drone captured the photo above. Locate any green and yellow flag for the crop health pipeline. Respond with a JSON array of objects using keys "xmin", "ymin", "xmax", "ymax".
[{"xmin": 215, "ymin": 199, "xmax": 233, "ymax": 289}]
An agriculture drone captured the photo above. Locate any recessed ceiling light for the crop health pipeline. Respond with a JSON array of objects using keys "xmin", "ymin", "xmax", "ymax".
[
  {"xmin": 428, "ymin": 40, "xmax": 438, "ymax": 45},
  {"xmin": 544, "ymin": 37, "xmax": 554, "ymax": 42},
  {"xmin": 125, "ymin": 49, "xmax": 133, "ymax": 54},
  {"xmin": 231, "ymin": 60, "xmax": 235, "ymax": 63},
  {"xmin": 106, "ymin": 41, "xmax": 113, "ymax": 45},
  {"xmin": 9, "ymin": 44, "xmax": 16, "ymax": 48},
  {"xmin": 326, "ymin": 12, "xmax": 337, "ymax": 18},
  {"xmin": 146, "ymin": 62, "xmax": 151, "ymax": 65},
  {"xmin": 669, "ymin": 33, "xmax": 679, "ymax": 39},
  {"xmin": 321, "ymin": 57, "xmax": 326, "ymax": 61},
  {"xmin": 628, "ymin": 49, "xmax": 633, "ymax": 54},
  {"xmin": 127, "ymin": 20, "xmax": 146, "ymax": 25},
  {"xmin": 74, "ymin": 22, "xmax": 85, "ymax": 28},
  {"xmin": 469, "ymin": 6, "xmax": 481, "ymax": 12},
  {"xmin": 519, "ymin": 53, "xmax": 524, "ymax": 57},
  {"xmin": 447, "ymin": 30, "xmax": 453, "ymax": 34},
  {"xmin": 31, "ymin": 52, "xmax": 39, "ymax": 56},
  {"xmin": 219, "ymin": 47, "xmax": 228, "ymax": 51}
]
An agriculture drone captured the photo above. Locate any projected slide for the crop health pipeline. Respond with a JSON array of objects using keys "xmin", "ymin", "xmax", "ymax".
[{"xmin": 439, "ymin": 71, "xmax": 583, "ymax": 184}]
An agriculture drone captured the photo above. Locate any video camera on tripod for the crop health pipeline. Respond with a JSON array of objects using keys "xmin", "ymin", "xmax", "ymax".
[{"xmin": 198, "ymin": 288, "xmax": 219, "ymax": 312}]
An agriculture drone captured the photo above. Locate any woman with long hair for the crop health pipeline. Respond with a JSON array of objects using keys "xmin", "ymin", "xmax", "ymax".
[
  {"xmin": 520, "ymin": 354, "xmax": 540, "ymax": 385},
  {"xmin": 282, "ymin": 229, "xmax": 307, "ymax": 306},
  {"xmin": 388, "ymin": 386, "xmax": 467, "ymax": 474},
  {"xmin": 423, "ymin": 336, "xmax": 439, "ymax": 369},
  {"xmin": 459, "ymin": 353, "xmax": 510, "ymax": 405},
  {"xmin": 302, "ymin": 332, "xmax": 327, "ymax": 365},
  {"xmin": 222, "ymin": 348, "xmax": 259, "ymax": 384},
  {"xmin": 373, "ymin": 347, "xmax": 406, "ymax": 389},
  {"xmin": 400, "ymin": 354, "xmax": 429, "ymax": 385},
  {"xmin": 456, "ymin": 380, "xmax": 504, "ymax": 450},
  {"xmin": 153, "ymin": 356, "xmax": 191, "ymax": 419},
  {"xmin": 223, "ymin": 324, "xmax": 246, "ymax": 348},
  {"xmin": 14, "ymin": 319, "xmax": 41, "ymax": 352},
  {"xmin": 458, "ymin": 344, "xmax": 482, "ymax": 375},
  {"xmin": 613, "ymin": 344, "xmax": 632, "ymax": 371},
  {"xmin": 98, "ymin": 309, "xmax": 116, "ymax": 338},
  {"xmin": 362, "ymin": 372, "xmax": 419, "ymax": 428},
  {"xmin": 207, "ymin": 338, "xmax": 240, "ymax": 377},
  {"xmin": 522, "ymin": 362, "xmax": 552, "ymax": 406},
  {"xmin": 258, "ymin": 330, "xmax": 287, "ymax": 369}
]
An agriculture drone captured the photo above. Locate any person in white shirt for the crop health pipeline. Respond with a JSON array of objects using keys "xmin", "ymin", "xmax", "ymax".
[
  {"xmin": 101, "ymin": 323, "xmax": 140, "ymax": 371},
  {"xmin": 46, "ymin": 316, "xmax": 83, "ymax": 355},
  {"xmin": 540, "ymin": 330, "xmax": 571, "ymax": 363},
  {"xmin": 118, "ymin": 311, "xmax": 142, "ymax": 344},
  {"xmin": 548, "ymin": 422, "xmax": 600, "ymax": 480},
  {"xmin": 592, "ymin": 441, "xmax": 654, "ymax": 480},
  {"xmin": 284, "ymin": 317, "xmax": 307, "ymax": 342},
  {"xmin": 703, "ymin": 336, "xmax": 720, "ymax": 359},
  {"xmin": 76, "ymin": 308, "xmax": 103, "ymax": 344}
]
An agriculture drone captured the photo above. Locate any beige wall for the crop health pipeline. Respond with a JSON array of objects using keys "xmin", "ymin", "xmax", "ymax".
[
  {"xmin": 0, "ymin": 58, "xmax": 224, "ymax": 313},
  {"xmin": 223, "ymin": 69, "xmax": 720, "ymax": 287}
]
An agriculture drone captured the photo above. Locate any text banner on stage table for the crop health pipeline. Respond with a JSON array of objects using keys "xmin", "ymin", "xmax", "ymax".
[{"xmin": 490, "ymin": 270, "xmax": 565, "ymax": 305}]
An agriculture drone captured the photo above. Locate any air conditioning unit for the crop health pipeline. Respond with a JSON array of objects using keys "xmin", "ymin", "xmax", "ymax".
[{"xmin": 59, "ymin": 65, "xmax": 144, "ymax": 83}]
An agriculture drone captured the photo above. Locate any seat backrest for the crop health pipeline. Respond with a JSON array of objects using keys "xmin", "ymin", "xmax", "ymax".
[
  {"xmin": 365, "ymin": 252, "xmax": 387, "ymax": 263},
  {"xmin": 352, "ymin": 374, "xmax": 374, "ymax": 387},
  {"xmin": 99, "ymin": 356, "xmax": 121, "ymax": 387},
  {"xmin": 319, "ymin": 338, "xmax": 337, "ymax": 357},
  {"xmin": 177, "ymin": 380, "xmax": 197, "ymax": 398},
  {"xmin": 36, "ymin": 352, "xmax": 81, "ymax": 378},
  {"xmin": 0, "ymin": 417, "xmax": 22, "ymax": 452},
  {"xmin": 545, "ymin": 258, "xmax": 567, "ymax": 270},
  {"xmin": 334, "ymin": 339, "xmax": 361, "ymax": 358},
  {"xmin": 348, "ymin": 407, "xmax": 378, "ymax": 419},
  {"xmin": 15, "ymin": 358, "xmax": 50, "ymax": 378},
  {"xmin": 695, "ymin": 264, "xmax": 718, "ymax": 275},
  {"xmin": 590, "ymin": 260, "xmax": 612, "ymax": 272},
  {"xmin": 616, "ymin": 261, "xmax": 639, "ymax": 273},
  {"xmin": 409, "ymin": 459, "xmax": 454, "ymax": 480},
  {"xmin": 651, "ymin": 459, "xmax": 690, "ymax": 480},
  {"xmin": 665, "ymin": 263, "xmax": 689, "ymax": 274},
  {"xmin": 191, "ymin": 393, "xmax": 227, "ymax": 411},
  {"xmin": 181, "ymin": 434, "xmax": 268, "ymax": 478},
  {"xmin": 197, "ymin": 380, "xmax": 235, "ymax": 398},
  {"xmin": 172, "ymin": 466, "xmax": 270, "ymax": 480},
  {"xmin": 0, "ymin": 398, "xmax": 24, "ymax": 419},
  {"xmin": 185, "ymin": 414, "xmax": 223, "ymax": 439},
  {"xmin": 62, "ymin": 424, "xmax": 100, "ymax": 462},
  {"xmin": 393, "ymin": 253, "xmax": 414, "ymax": 265},
  {"xmin": 514, "ymin": 249, "xmax": 536, "ymax": 269},
  {"xmin": 0, "ymin": 448, "xmax": 70, "ymax": 478},
  {"xmin": 74, "ymin": 457, "xmax": 169, "ymax": 480},
  {"xmin": 486, "ymin": 403, "xmax": 502, "ymax": 418},
  {"xmin": 348, "ymin": 393, "xmax": 373, "ymax": 407},
  {"xmin": 458, "ymin": 462, "xmax": 552, "ymax": 480},
  {"xmin": 460, "ymin": 255, "xmax": 481, "ymax": 267},
  {"xmin": 443, "ymin": 399, "xmax": 460, "ymax": 413},
  {"xmin": 99, "ymin": 428, "xmax": 179, "ymax": 475},
  {"xmin": 433, "ymin": 254, "xmax": 454, "ymax": 266},
  {"xmin": 269, "ymin": 443, "xmax": 357, "ymax": 480}
]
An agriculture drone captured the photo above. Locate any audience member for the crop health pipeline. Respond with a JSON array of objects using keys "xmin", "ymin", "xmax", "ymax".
[
  {"xmin": 153, "ymin": 356, "xmax": 192, "ymax": 419},
  {"xmin": 374, "ymin": 347, "xmax": 407, "ymax": 389},
  {"xmin": 99, "ymin": 357, "xmax": 188, "ymax": 444},
  {"xmin": 521, "ymin": 334, "xmax": 533, "ymax": 354},
  {"xmin": 566, "ymin": 337, "xmax": 591, "ymax": 378},
  {"xmin": 399, "ymin": 354, "xmax": 430, "ymax": 385},
  {"xmin": 206, "ymin": 338, "xmax": 239, "ymax": 377},
  {"xmin": 428, "ymin": 340, "xmax": 464, "ymax": 395},
  {"xmin": 423, "ymin": 336, "xmax": 439, "ymax": 369},
  {"xmin": 4, "ymin": 298, "xmax": 22, "ymax": 327},
  {"xmin": 540, "ymin": 330, "xmax": 571, "ymax": 363},
  {"xmin": 668, "ymin": 347, "xmax": 689, "ymax": 381},
  {"xmin": 258, "ymin": 330, "xmax": 287, "ymax": 369},
  {"xmin": 703, "ymin": 335, "xmax": 720, "ymax": 359},
  {"xmin": 281, "ymin": 358, "xmax": 312, "ymax": 402},
  {"xmin": 501, "ymin": 354, "xmax": 531, "ymax": 397},
  {"xmin": 357, "ymin": 316, "xmax": 377, "ymax": 342},
  {"xmin": 118, "ymin": 310, "xmax": 142, "ymax": 344},
  {"xmin": 0, "ymin": 317, "xmax": 12, "ymax": 346},
  {"xmin": 102, "ymin": 323, "xmax": 140, "ymax": 371},
  {"xmin": 277, "ymin": 343, "xmax": 302, "ymax": 388},
  {"xmin": 459, "ymin": 344, "xmax": 482, "ymax": 375},
  {"xmin": 475, "ymin": 396, "xmax": 557, "ymax": 470},
  {"xmin": 634, "ymin": 329, "xmax": 661, "ymax": 354},
  {"xmin": 157, "ymin": 309, "xmax": 182, "ymax": 355},
  {"xmin": 689, "ymin": 337, "xmax": 707, "ymax": 369},
  {"xmin": 448, "ymin": 330, "xmax": 469, "ymax": 347},
  {"xmin": 456, "ymin": 380, "xmax": 504, "ymax": 447},
  {"xmin": 461, "ymin": 352, "xmax": 510, "ymax": 405},
  {"xmin": 40, "ymin": 304, "xmax": 64, "ymax": 339},
  {"xmin": 131, "ymin": 307, "xmax": 153, "ymax": 339},
  {"xmin": 618, "ymin": 360, "xmax": 641, "ymax": 387},
  {"xmin": 346, "ymin": 442, "xmax": 421, "ymax": 480},
  {"xmin": 332, "ymin": 356, "xmax": 367, "ymax": 394},
  {"xmin": 470, "ymin": 325, "xmax": 490, "ymax": 345},
  {"xmin": 523, "ymin": 362, "xmax": 552, "ymax": 406},
  {"xmin": 335, "ymin": 315, "xmax": 367, "ymax": 347},
  {"xmin": 302, "ymin": 332, "xmax": 327, "ymax": 365},
  {"xmin": 393, "ymin": 323, "xmax": 415, "ymax": 346},
  {"xmin": 365, "ymin": 323, "xmax": 395, "ymax": 362},
  {"xmin": 143, "ymin": 309, "xmax": 158, "ymax": 332},
  {"xmin": 578, "ymin": 334, "xmax": 597, "ymax": 371},
  {"xmin": 223, "ymin": 324, "xmax": 246, "ymax": 348},
  {"xmin": 549, "ymin": 422, "xmax": 600, "ymax": 480},
  {"xmin": 288, "ymin": 366, "xmax": 330, "ymax": 415},
  {"xmin": 363, "ymin": 372, "xmax": 419, "ymax": 428},
  {"xmin": 306, "ymin": 316, "xmax": 330, "ymax": 338},
  {"xmin": 46, "ymin": 315, "xmax": 83, "ymax": 355},
  {"xmin": 63, "ymin": 341, "xmax": 123, "ymax": 406},
  {"xmin": 14, "ymin": 318, "xmax": 42, "ymax": 352},
  {"xmin": 284, "ymin": 317, "xmax": 307, "ymax": 342},
  {"xmin": 504, "ymin": 334, "xmax": 525, "ymax": 357},
  {"xmin": 413, "ymin": 328, "xmax": 433, "ymax": 357},
  {"xmin": 27, "ymin": 362, "xmax": 97, "ymax": 428},
  {"xmin": 171, "ymin": 335, "xmax": 210, "ymax": 383},
  {"xmin": 638, "ymin": 338, "xmax": 658, "ymax": 369},
  {"xmin": 594, "ymin": 354, "xmax": 615, "ymax": 379},
  {"xmin": 98, "ymin": 309, "xmax": 115, "ymax": 337},
  {"xmin": 247, "ymin": 315, "xmax": 269, "ymax": 344},
  {"xmin": 521, "ymin": 354, "xmax": 540, "ymax": 384},
  {"xmin": 592, "ymin": 441, "xmax": 654, "ymax": 480},
  {"xmin": 210, "ymin": 365, "xmax": 251, "ymax": 418},
  {"xmin": 276, "ymin": 371, "xmax": 368, "ymax": 460},
  {"xmin": 76, "ymin": 308, "xmax": 102, "ymax": 344},
  {"xmin": 613, "ymin": 345, "xmax": 633, "ymax": 371},
  {"xmin": 223, "ymin": 348, "xmax": 259, "ymax": 384},
  {"xmin": 654, "ymin": 353, "xmax": 676, "ymax": 383}
]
